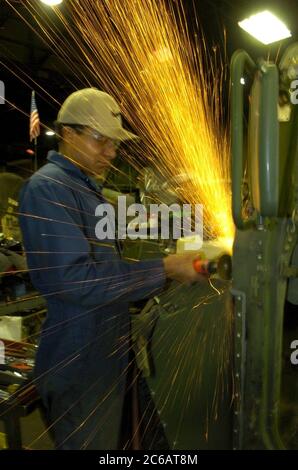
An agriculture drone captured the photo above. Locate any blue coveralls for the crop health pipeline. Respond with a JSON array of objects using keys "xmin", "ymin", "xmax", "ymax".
[{"xmin": 19, "ymin": 151, "xmax": 166, "ymax": 449}]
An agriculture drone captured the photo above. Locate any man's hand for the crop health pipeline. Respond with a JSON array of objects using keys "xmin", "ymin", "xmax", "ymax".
[{"xmin": 163, "ymin": 253, "xmax": 207, "ymax": 284}]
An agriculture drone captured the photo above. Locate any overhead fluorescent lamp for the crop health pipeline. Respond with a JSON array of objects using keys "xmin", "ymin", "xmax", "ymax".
[
  {"xmin": 40, "ymin": 0, "xmax": 63, "ymax": 6},
  {"xmin": 238, "ymin": 11, "xmax": 291, "ymax": 45}
]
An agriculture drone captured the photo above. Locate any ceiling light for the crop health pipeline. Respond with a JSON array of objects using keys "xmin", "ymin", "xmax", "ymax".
[
  {"xmin": 238, "ymin": 11, "xmax": 291, "ymax": 45},
  {"xmin": 40, "ymin": 0, "xmax": 63, "ymax": 6},
  {"xmin": 45, "ymin": 130, "xmax": 55, "ymax": 136}
]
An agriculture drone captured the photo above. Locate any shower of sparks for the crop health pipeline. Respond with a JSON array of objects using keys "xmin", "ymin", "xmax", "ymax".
[
  {"xmin": 18, "ymin": 0, "xmax": 234, "ymax": 249},
  {"xmin": 73, "ymin": 0, "xmax": 234, "ymax": 247}
]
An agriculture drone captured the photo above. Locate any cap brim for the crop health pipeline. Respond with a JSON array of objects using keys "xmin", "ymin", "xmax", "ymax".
[{"xmin": 105, "ymin": 127, "xmax": 140, "ymax": 142}]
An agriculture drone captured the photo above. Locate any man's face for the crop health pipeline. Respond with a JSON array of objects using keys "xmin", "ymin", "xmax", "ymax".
[{"xmin": 62, "ymin": 126, "xmax": 119, "ymax": 176}]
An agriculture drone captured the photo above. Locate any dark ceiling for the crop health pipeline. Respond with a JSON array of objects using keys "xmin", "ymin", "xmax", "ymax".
[{"xmin": 1, "ymin": 0, "xmax": 298, "ymax": 167}]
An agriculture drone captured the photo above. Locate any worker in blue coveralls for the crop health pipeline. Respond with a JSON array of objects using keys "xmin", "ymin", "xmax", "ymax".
[{"xmin": 19, "ymin": 88, "xmax": 205, "ymax": 449}]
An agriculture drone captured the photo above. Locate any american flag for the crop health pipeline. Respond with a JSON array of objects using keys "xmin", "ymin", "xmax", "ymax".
[{"xmin": 30, "ymin": 91, "xmax": 40, "ymax": 142}]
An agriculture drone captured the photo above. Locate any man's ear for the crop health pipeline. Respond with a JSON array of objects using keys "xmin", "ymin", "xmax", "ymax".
[{"xmin": 62, "ymin": 126, "xmax": 76, "ymax": 142}]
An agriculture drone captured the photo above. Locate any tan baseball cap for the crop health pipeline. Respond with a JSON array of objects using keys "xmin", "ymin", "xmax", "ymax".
[{"xmin": 57, "ymin": 88, "xmax": 138, "ymax": 141}]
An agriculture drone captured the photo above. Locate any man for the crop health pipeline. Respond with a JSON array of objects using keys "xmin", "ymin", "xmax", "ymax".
[{"xmin": 19, "ymin": 88, "xmax": 204, "ymax": 449}]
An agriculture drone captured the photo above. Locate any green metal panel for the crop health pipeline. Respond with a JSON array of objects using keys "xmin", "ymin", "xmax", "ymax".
[
  {"xmin": 132, "ymin": 279, "xmax": 233, "ymax": 450},
  {"xmin": 128, "ymin": 240, "xmax": 233, "ymax": 449}
]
